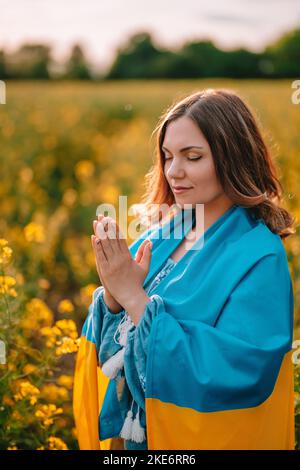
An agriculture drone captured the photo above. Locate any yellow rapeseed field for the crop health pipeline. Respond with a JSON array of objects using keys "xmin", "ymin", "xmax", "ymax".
[{"xmin": 0, "ymin": 80, "xmax": 299, "ymax": 449}]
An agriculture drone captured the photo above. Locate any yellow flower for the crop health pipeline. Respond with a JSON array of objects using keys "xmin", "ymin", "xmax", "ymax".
[
  {"xmin": 40, "ymin": 320, "xmax": 79, "ymax": 353},
  {"xmin": 41, "ymin": 326, "xmax": 62, "ymax": 336},
  {"xmin": 0, "ymin": 275, "xmax": 17, "ymax": 297},
  {"xmin": 40, "ymin": 325, "xmax": 62, "ymax": 348},
  {"xmin": 38, "ymin": 278, "xmax": 51, "ymax": 290},
  {"xmin": 41, "ymin": 384, "xmax": 69, "ymax": 401},
  {"xmin": 74, "ymin": 160, "xmax": 94, "ymax": 180},
  {"xmin": 80, "ymin": 283, "xmax": 98, "ymax": 305},
  {"xmin": 22, "ymin": 364, "xmax": 38, "ymax": 375},
  {"xmin": 48, "ymin": 436, "xmax": 68, "ymax": 450},
  {"xmin": 55, "ymin": 337, "xmax": 80, "ymax": 356},
  {"xmin": 0, "ymin": 239, "xmax": 13, "ymax": 265},
  {"xmin": 57, "ymin": 375, "xmax": 73, "ymax": 389},
  {"xmin": 58, "ymin": 299, "xmax": 74, "ymax": 315},
  {"xmin": 99, "ymin": 184, "xmax": 119, "ymax": 205},
  {"xmin": 55, "ymin": 319, "xmax": 78, "ymax": 339},
  {"xmin": 7, "ymin": 446, "xmax": 18, "ymax": 450},
  {"xmin": 62, "ymin": 188, "xmax": 77, "ymax": 207},
  {"xmin": 13, "ymin": 380, "xmax": 40, "ymax": 405},
  {"xmin": 21, "ymin": 298, "xmax": 53, "ymax": 331},
  {"xmin": 19, "ymin": 166, "xmax": 33, "ymax": 183},
  {"xmin": 24, "ymin": 222, "xmax": 45, "ymax": 243},
  {"xmin": 35, "ymin": 404, "xmax": 63, "ymax": 427}
]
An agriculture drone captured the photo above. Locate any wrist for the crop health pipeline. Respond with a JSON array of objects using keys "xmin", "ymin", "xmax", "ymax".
[
  {"xmin": 123, "ymin": 290, "xmax": 151, "ymax": 326},
  {"xmin": 103, "ymin": 290, "xmax": 123, "ymax": 314}
]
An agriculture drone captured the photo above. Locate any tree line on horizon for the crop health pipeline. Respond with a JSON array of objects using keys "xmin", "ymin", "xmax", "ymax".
[{"xmin": 0, "ymin": 27, "xmax": 299, "ymax": 80}]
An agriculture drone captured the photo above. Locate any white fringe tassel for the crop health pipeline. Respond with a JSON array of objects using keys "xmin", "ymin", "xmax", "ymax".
[
  {"xmin": 120, "ymin": 400, "xmax": 134, "ymax": 440},
  {"xmin": 101, "ymin": 347, "xmax": 125, "ymax": 379},
  {"xmin": 101, "ymin": 313, "xmax": 134, "ymax": 379},
  {"xmin": 120, "ymin": 401, "xmax": 146, "ymax": 443}
]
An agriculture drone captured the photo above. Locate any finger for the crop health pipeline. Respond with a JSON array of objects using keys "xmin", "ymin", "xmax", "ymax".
[
  {"xmin": 135, "ymin": 239, "xmax": 149, "ymax": 263},
  {"xmin": 105, "ymin": 218, "xmax": 122, "ymax": 254},
  {"xmin": 94, "ymin": 235, "xmax": 108, "ymax": 265},
  {"xmin": 91, "ymin": 234, "xmax": 103, "ymax": 265},
  {"xmin": 91, "ymin": 234, "xmax": 98, "ymax": 254},
  {"xmin": 112, "ymin": 220, "xmax": 129, "ymax": 254},
  {"xmin": 93, "ymin": 220, "xmax": 98, "ymax": 235},
  {"xmin": 97, "ymin": 215, "xmax": 128, "ymax": 255},
  {"xmin": 97, "ymin": 216, "xmax": 122, "ymax": 255},
  {"xmin": 93, "ymin": 214, "xmax": 105, "ymax": 235},
  {"xmin": 91, "ymin": 235, "xmax": 103, "ymax": 279},
  {"xmin": 96, "ymin": 218, "xmax": 114, "ymax": 257}
]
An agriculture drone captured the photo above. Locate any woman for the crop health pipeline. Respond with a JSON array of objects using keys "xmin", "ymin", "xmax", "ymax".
[{"xmin": 73, "ymin": 88, "xmax": 296, "ymax": 450}]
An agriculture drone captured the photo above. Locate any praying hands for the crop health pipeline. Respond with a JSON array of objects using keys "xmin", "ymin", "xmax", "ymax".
[{"xmin": 91, "ymin": 215, "xmax": 152, "ymax": 326}]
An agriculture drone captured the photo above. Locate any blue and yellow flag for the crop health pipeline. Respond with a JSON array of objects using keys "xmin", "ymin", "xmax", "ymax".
[{"xmin": 73, "ymin": 205, "xmax": 295, "ymax": 450}]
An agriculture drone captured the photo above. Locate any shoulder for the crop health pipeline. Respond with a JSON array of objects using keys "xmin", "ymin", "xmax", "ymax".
[
  {"xmin": 240, "ymin": 222, "xmax": 292, "ymax": 294},
  {"xmin": 230, "ymin": 210, "xmax": 288, "ymax": 266},
  {"xmin": 223, "ymin": 222, "xmax": 293, "ymax": 314},
  {"xmin": 251, "ymin": 219, "xmax": 290, "ymax": 270},
  {"xmin": 219, "ymin": 210, "xmax": 292, "ymax": 293}
]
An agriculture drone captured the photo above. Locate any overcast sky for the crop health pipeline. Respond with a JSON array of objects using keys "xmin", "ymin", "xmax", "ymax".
[{"xmin": 1, "ymin": 0, "xmax": 300, "ymax": 71}]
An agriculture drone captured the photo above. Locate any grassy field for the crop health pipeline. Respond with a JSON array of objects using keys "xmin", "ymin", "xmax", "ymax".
[{"xmin": 0, "ymin": 79, "xmax": 299, "ymax": 450}]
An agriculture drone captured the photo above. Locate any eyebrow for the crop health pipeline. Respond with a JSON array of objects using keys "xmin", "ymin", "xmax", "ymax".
[{"xmin": 162, "ymin": 145, "xmax": 204, "ymax": 152}]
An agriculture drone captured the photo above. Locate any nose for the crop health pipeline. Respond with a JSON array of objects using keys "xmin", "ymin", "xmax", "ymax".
[{"xmin": 166, "ymin": 158, "xmax": 185, "ymax": 179}]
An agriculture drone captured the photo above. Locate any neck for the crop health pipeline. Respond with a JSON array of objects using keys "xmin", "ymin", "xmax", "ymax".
[{"xmin": 192, "ymin": 196, "xmax": 234, "ymax": 239}]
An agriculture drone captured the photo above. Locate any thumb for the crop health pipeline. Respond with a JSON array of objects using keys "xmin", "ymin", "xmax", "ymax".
[
  {"xmin": 139, "ymin": 241, "xmax": 152, "ymax": 271},
  {"xmin": 135, "ymin": 239, "xmax": 149, "ymax": 263}
]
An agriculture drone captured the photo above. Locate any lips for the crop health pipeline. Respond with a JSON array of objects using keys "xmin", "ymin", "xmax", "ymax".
[
  {"xmin": 172, "ymin": 186, "xmax": 192, "ymax": 194},
  {"xmin": 172, "ymin": 186, "xmax": 192, "ymax": 190}
]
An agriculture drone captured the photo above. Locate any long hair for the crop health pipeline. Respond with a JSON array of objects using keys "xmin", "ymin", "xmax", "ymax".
[{"xmin": 139, "ymin": 88, "xmax": 295, "ymax": 239}]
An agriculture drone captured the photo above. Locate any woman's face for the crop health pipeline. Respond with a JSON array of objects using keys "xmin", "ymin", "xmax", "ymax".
[{"xmin": 163, "ymin": 115, "xmax": 230, "ymax": 209}]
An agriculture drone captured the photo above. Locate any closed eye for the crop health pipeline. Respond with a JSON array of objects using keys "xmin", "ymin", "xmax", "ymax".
[
  {"xmin": 164, "ymin": 155, "xmax": 202, "ymax": 161},
  {"xmin": 187, "ymin": 156, "xmax": 202, "ymax": 161}
]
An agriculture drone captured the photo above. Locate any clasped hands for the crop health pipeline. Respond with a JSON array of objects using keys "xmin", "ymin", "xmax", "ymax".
[{"xmin": 91, "ymin": 214, "xmax": 152, "ymax": 326}]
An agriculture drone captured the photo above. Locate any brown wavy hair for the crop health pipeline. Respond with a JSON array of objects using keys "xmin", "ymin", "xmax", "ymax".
[{"xmin": 140, "ymin": 88, "xmax": 295, "ymax": 240}]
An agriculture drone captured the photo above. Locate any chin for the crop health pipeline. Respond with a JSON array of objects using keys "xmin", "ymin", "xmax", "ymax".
[{"xmin": 175, "ymin": 199, "xmax": 195, "ymax": 209}]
